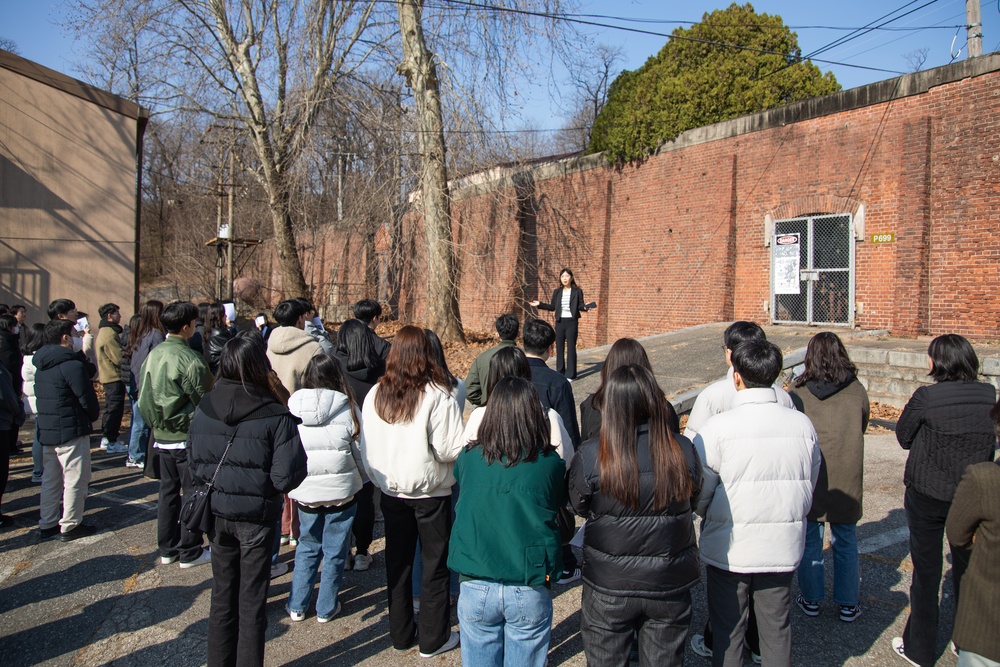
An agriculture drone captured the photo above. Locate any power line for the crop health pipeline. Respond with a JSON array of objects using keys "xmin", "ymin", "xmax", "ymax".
[{"xmin": 418, "ymin": 0, "xmax": 905, "ymax": 75}]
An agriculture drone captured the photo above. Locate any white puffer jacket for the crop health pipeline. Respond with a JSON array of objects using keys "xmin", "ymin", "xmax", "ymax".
[
  {"xmin": 287, "ymin": 388, "xmax": 363, "ymax": 507},
  {"xmin": 22, "ymin": 353, "xmax": 37, "ymax": 415},
  {"xmin": 360, "ymin": 383, "xmax": 465, "ymax": 499},
  {"xmin": 694, "ymin": 388, "xmax": 821, "ymax": 574}
]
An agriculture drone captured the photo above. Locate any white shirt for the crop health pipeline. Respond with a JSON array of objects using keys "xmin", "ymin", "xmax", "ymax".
[{"xmin": 560, "ymin": 289, "xmax": 572, "ymax": 319}]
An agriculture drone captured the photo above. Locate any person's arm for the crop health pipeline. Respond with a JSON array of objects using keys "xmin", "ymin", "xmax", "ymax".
[
  {"xmin": 183, "ymin": 357, "xmax": 214, "ymax": 407},
  {"xmin": 895, "ymin": 386, "xmax": 927, "ymax": 450},
  {"xmin": 946, "ymin": 465, "xmax": 984, "ymax": 549},
  {"xmin": 0, "ymin": 367, "xmax": 22, "ymax": 424},
  {"xmin": 270, "ymin": 415, "xmax": 308, "ymax": 493},
  {"xmin": 105, "ymin": 330, "xmax": 123, "ymax": 371},
  {"xmin": 530, "ymin": 289, "xmax": 556, "ymax": 311},
  {"xmin": 553, "ymin": 381, "xmax": 581, "ymax": 446},
  {"xmin": 567, "ymin": 446, "xmax": 592, "ymax": 516},
  {"xmin": 67, "ymin": 360, "xmax": 101, "ymax": 422},
  {"xmin": 576, "ymin": 287, "xmax": 588, "ymax": 314},
  {"xmin": 683, "ymin": 390, "xmax": 712, "ymax": 439},
  {"xmin": 693, "ymin": 432, "xmax": 720, "ymax": 517},
  {"xmin": 464, "ymin": 357, "xmax": 484, "ymax": 407},
  {"xmin": 859, "ymin": 384, "xmax": 871, "ymax": 434},
  {"xmin": 428, "ymin": 388, "xmax": 467, "ymax": 464}
]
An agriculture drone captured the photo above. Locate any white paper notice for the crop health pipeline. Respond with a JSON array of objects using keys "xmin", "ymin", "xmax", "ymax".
[
  {"xmin": 773, "ymin": 234, "xmax": 801, "ymax": 295},
  {"xmin": 223, "ymin": 303, "xmax": 237, "ymax": 323}
]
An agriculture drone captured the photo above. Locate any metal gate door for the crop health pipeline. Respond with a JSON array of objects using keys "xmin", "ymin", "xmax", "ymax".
[{"xmin": 771, "ymin": 213, "xmax": 854, "ymax": 326}]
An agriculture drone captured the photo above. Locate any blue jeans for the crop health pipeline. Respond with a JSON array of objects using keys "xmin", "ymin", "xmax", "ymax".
[
  {"xmin": 128, "ymin": 399, "xmax": 149, "ymax": 463},
  {"xmin": 288, "ymin": 502, "xmax": 357, "ymax": 618},
  {"xmin": 458, "ymin": 580, "xmax": 553, "ymax": 667},
  {"xmin": 797, "ymin": 520, "xmax": 860, "ymax": 607}
]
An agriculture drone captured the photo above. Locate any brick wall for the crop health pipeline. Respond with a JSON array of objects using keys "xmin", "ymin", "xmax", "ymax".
[{"xmin": 271, "ymin": 55, "xmax": 1000, "ymax": 342}]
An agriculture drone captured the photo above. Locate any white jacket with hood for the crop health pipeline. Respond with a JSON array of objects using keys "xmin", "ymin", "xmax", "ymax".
[
  {"xmin": 287, "ymin": 388, "xmax": 364, "ymax": 507},
  {"xmin": 360, "ymin": 382, "xmax": 465, "ymax": 499},
  {"xmin": 694, "ymin": 387, "xmax": 821, "ymax": 574}
]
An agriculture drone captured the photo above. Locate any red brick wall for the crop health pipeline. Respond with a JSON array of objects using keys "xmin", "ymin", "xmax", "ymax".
[{"xmin": 277, "ymin": 58, "xmax": 1000, "ymax": 342}]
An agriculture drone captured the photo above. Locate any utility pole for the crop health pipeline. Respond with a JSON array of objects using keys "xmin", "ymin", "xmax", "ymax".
[{"xmin": 967, "ymin": 0, "xmax": 983, "ymax": 58}]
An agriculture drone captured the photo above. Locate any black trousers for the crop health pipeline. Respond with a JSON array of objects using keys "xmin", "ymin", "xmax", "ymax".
[
  {"xmin": 156, "ymin": 448, "xmax": 203, "ymax": 562},
  {"xmin": 901, "ymin": 486, "xmax": 971, "ymax": 667},
  {"xmin": 0, "ymin": 427, "xmax": 14, "ymax": 512},
  {"xmin": 554, "ymin": 319, "xmax": 579, "ymax": 378},
  {"xmin": 703, "ymin": 595, "xmax": 759, "ymax": 654},
  {"xmin": 207, "ymin": 517, "xmax": 275, "ymax": 667},
  {"xmin": 381, "ymin": 494, "xmax": 452, "ymax": 654},
  {"xmin": 102, "ymin": 381, "xmax": 125, "ymax": 442},
  {"xmin": 352, "ymin": 481, "xmax": 376, "ymax": 554}
]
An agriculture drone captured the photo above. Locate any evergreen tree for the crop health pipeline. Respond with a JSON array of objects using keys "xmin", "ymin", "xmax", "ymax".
[{"xmin": 590, "ymin": 3, "xmax": 840, "ymax": 162}]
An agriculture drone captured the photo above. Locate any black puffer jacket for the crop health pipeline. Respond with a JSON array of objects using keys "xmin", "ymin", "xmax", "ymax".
[
  {"xmin": 897, "ymin": 380, "xmax": 997, "ymax": 502},
  {"xmin": 568, "ymin": 424, "xmax": 703, "ymax": 598},
  {"xmin": 0, "ymin": 329, "xmax": 24, "ymax": 396},
  {"xmin": 203, "ymin": 327, "xmax": 234, "ymax": 375},
  {"xmin": 188, "ymin": 379, "xmax": 308, "ymax": 523},
  {"xmin": 33, "ymin": 344, "xmax": 100, "ymax": 445}
]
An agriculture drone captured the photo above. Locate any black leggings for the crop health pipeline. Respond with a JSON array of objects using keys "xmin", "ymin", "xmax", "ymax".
[{"xmin": 352, "ymin": 481, "xmax": 376, "ymax": 554}]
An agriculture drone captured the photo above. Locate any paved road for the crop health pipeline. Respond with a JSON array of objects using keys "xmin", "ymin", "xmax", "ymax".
[{"xmin": 0, "ymin": 324, "xmax": 969, "ymax": 667}]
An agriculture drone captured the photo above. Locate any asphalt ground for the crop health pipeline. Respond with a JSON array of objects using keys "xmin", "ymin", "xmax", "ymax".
[{"xmin": 0, "ymin": 323, "xmax": 976, "ymax": 666}]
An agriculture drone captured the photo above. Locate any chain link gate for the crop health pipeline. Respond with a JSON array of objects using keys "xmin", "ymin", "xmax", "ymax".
[{"xmin": 771, "ymin": 213, "xmax": 854, "ymax": 326}]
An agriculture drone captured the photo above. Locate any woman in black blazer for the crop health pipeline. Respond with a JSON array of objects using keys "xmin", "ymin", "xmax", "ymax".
[{"xmin": 530, "ymin": 268, "xmax": 589, "ymax": 380}]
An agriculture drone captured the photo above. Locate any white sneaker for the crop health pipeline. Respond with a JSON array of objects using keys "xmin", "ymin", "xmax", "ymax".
[
  {"xmin": 891, "ymin": 637, "xmax": 920, "ymax": 666},
  {"xmin": 317, "ymin": 601, "xmax": 342, "ymax": 623},
  {"xmin": 419, "ymin": 631, "xmax": 459, "ymax": 658},
  {"xmin": 271, "ymin": 561, "xmax": 289, "ymax": 578},
  {"xmin": 99, "ymin": 437, "xmax": 110, "ymax": 451},
  {"xmin": 286, "ymin": 605, "xmax": 305, "ymax": 622},
  {"xmin": 690, "ymin": 633, "xmax": 712, "ymax": 658},
  {"xmin": 179, "ymin": 548, "xmax": 212, "ymax": 569},
  {"xmin": 353, "ymin": 553, "xmax": 373, "ymax": 571},
  {"xmin": 160, "ymin": 555, "xmax": 179, "ymax": 565},
  {"xmin": 555, "ymin": 567, "xmax": 582, "ymax": 585}
]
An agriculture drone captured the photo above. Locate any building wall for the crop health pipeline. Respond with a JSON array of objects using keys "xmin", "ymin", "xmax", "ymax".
[
  {"xmin": 0, "ymin": 60, "xmax": 141, "ymax": 324},
  {"xmin": 391, "ymin": 55, "xmax": 1000, "ymax": 343}
]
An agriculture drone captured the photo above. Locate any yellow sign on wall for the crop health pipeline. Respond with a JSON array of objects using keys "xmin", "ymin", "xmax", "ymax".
[{"xmin": 869, "ymin": 233, "xmax": 896, "ymax": 244}]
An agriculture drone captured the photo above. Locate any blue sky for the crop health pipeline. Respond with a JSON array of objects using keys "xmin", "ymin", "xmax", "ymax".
[{"xmin": 2, "ymin": 0, "xmax": 997, "ymax": 131}]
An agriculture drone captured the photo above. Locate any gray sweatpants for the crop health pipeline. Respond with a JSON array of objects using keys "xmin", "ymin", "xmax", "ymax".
[{"xmin": 706, "ymin": 565, "xmax": 793, "ymax": 667}]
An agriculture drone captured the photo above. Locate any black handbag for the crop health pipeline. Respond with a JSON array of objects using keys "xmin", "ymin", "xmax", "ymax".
[{"xmin": 181, "ymin": 431, "xmax": 236, "ymax": 534}]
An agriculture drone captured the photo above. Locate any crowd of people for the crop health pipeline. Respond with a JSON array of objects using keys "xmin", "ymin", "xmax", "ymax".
[{"xmin": 0, "ymin": 300, "xmax": 998, "ymax": 667}]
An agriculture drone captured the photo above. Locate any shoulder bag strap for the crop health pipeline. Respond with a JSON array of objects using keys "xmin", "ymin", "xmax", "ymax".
[{"xmin": 206, "ymin": 424, "xmax": 239, "ymax": 490}]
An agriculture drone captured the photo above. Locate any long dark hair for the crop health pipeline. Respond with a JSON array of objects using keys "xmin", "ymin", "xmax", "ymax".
[
  {"xmin": 599, "ymin": 365, "xmax": 693, "ymax": 510},
  {"xmin": 303, "ymin": 354, "xmax": 360, "ymax": 439},
  {"xmin": 470, "ymin": 377, "xmax": 553, "ymax": 466},
  {"xmin": 204, "ymin": 302, "xmax": 226, "ymax": 332},
  {"xmin": 374, "ymin": 325, "xmax": 451, "ymax": 424},
  {"xmin": 592, "ymin": 338, "xmax": 653, "ymax": 411},
  {"xmin": 794, "ymin": 332, "xmax": 857, "ymax": 388},
  {"xmin": 336, "ymin": 318, "xmax": 382, "ymax": 372},
  {"xmin": 928, "ymin": 333, "xmax": 980, "ymax": 382},
  {"xmin": 218, "ymin": 331, "xmax": 274, "ymax": 398},
  {"xmin": 21, "ymin": 323, "xmax": 46, "ymax": 355},
  {"xmin": 485, "ymin": 346, "xmax": 532, "ymax": 398},
  {"xmin": 126, "ymin": 300, "xmax": 164, "ymax": 355},
  {"xmin": 425, "ymin": 328, "xmax": 458, "ymax": 390}
]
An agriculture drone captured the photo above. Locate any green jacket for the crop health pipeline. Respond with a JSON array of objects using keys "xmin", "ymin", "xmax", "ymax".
[
  {"xmin": 448, "ymin": 446, "xmax": 566, "ymax": 587},
  {"xmin": 95, "ymin": 322, "xmax": 123, "ymax": 384},
  {"xmin": 138, "ymin": 336, "xmax": 213, "ymax": 442},
  {"xmin": 465, "ymin": 340, "xmax": 517, "ymax": 407}
]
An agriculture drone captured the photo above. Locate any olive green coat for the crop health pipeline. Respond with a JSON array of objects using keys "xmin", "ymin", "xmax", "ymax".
[{"xmin": 790, "ymin": 379, "xmax": 870, "ymax": 524}]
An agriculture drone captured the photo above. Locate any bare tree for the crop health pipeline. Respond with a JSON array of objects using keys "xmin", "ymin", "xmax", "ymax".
[
  {"xmin": 66, "ymin": 0, "xmax": 391, "ymax": 297},
  {"xmin": 0, "ymin": 37, "xmax": 19, "ymax": 54},
  {"xmin": 904, "ymin": 47, "xmax": 930, "ymax": 72},
  {"xmin": 553, "ymin": 44, "xmax": 624, "ymax": 153}
]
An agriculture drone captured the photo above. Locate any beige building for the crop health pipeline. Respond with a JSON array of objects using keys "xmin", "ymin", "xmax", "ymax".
[{"xmin": 0, "ymin": 49, "xmax": 148, "ymax": 324}]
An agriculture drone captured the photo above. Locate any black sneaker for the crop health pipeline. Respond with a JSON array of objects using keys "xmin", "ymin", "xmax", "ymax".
[
  {"xmin": 556, "ymin": 567, "xmax": 582, "ymax": 585},
  {"xmin": 60, "ymin": 524, "xmax": 97, "ymax": 542},
  {"xmin": 796, "ymin": 594, "xmax": 820, "ymax": 617},
  {"xmin": 39, "ymin": 526, "xmax": 60, "ymax": 539},
  {"xmin": 839, "ymin": 604, "xmax": 862, "ymax": 623}
]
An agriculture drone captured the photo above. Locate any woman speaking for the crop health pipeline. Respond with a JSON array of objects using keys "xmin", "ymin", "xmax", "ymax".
[{"xmin": 530, "ymin": 268, "xmax": 590, "ymax": 380}]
